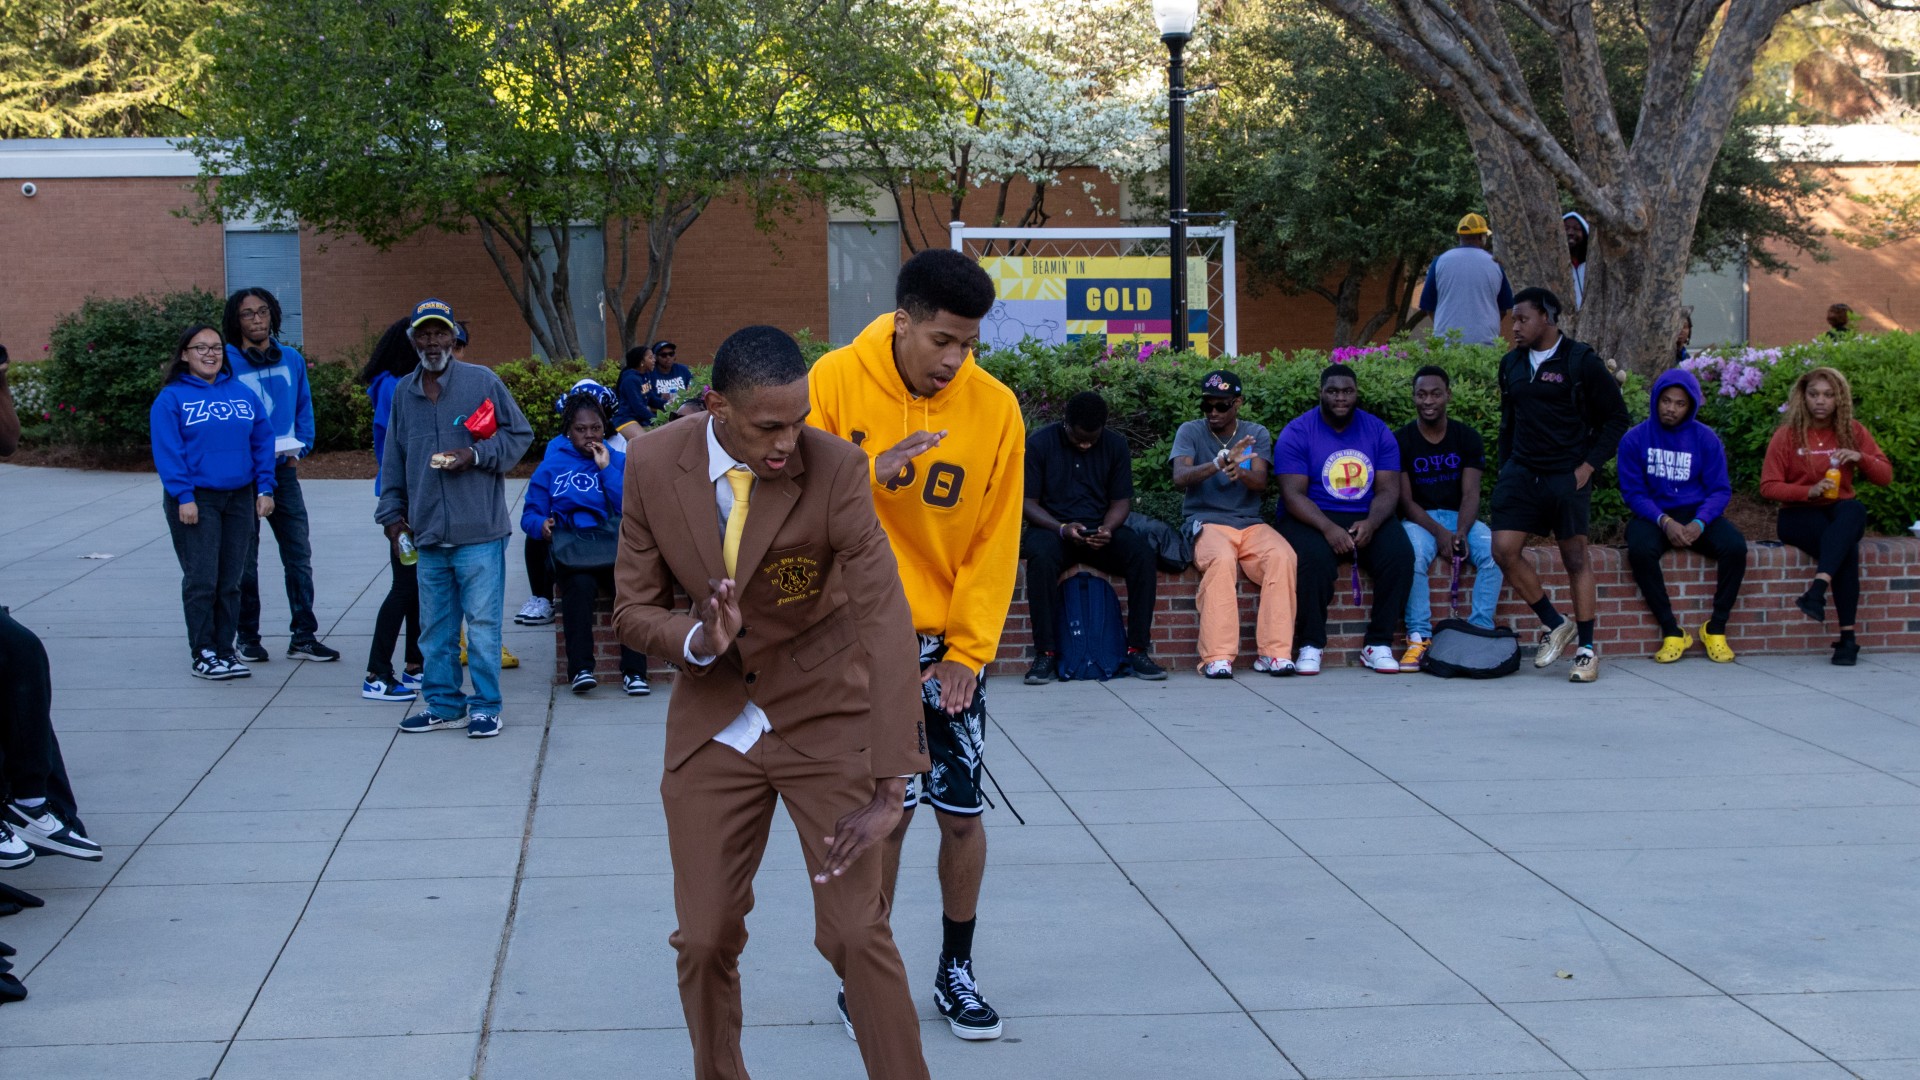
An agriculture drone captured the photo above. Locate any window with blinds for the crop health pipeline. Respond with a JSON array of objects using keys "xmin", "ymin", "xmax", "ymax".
[
  {"xmin": 828, "ymin": 222, "xmax": 902, "ymax": 345},
  {"xmin": 224, "ymin": 230, "xmax": 303, "ymax": 345}
]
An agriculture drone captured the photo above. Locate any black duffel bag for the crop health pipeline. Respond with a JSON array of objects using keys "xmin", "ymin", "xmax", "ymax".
[{"xmin": 1419, "ymin": 618, "xmax": 1520, "ymax": 679}]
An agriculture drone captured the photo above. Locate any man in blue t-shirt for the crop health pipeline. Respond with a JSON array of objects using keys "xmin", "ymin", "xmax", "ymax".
[{"xmin": 1273, "ymin": 364, "xmax": 1414, "ymax": 675}]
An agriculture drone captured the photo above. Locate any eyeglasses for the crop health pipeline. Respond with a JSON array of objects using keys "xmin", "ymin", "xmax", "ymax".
[
  {"xmin": 238, "ymin": 307, "xmax": 272, "ymax": 322},
  {"xmin": 184, "ymin": 343, "xmax": 223, "ymax": 357},
  {"xmin": 1200, "ymin": 399, "xmax": 1236, "ymax": 414}
]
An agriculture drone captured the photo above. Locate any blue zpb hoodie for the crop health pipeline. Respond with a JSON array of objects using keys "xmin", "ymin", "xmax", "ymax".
[
  {"xmin": 150, "ymin": 369, "xmax": 278, "ymax": 504},
  {"xmin": 1615, "ymin": 368, "xmax": 1732, "ymax": 525},
  {"xmin": 521, "ymin": 435, "xmax": 627, "ymax": 536},
  {"xmin": 227, "ymin": 341, "xmax": 316, "ymax": 458}
]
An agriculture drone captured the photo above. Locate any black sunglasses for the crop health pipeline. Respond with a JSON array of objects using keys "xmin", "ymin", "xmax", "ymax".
[{"xmin": 1200, "ymin": 398, "xmax": 1237, "ymax": 413}]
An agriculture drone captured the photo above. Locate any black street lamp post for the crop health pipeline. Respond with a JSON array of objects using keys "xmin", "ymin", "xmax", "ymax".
[{"xmin": 1156, "ymin": 0, "xmax": 1199, "ymax": 353}]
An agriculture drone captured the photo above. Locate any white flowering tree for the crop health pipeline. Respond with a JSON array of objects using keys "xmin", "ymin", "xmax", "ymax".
[{"xmin": 847, "ymin": 0, "xmax": 1167, "ymax": 250}]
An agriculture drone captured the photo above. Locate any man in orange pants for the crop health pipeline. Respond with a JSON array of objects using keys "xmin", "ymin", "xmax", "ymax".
[{"xmin": 1170, "ymin": 370, "xmax": 1297, "ymax": 677}]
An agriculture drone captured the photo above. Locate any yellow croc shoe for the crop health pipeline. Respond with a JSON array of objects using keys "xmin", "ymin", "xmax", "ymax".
[
  {"xmin": 1653, "ymin": 630, "xmax": 1693, "ymax": 663},
  {"xmin": 1699, "ymin": 621, "xmax": 1735, "ymax": 663},
  {"xmin": 501, "ymin": 645, "xmax": 519, "ymax": 669}
]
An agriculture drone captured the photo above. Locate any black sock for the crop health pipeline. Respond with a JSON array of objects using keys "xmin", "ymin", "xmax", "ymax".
[
  {"xmin": 1706, "ymin": 616, "xmax": 1727, "ymax": 635},
  {"xmin": 1840, "ymin": 629, "xmax": 1857, "ymax": 645},
  {"xmin": 941, "ymin": 915, "xmax": 976, "ymax": 964},
  {"xmin": 1577, "ymin": 620, "xmax": 1596, "ymax": 649},
  {"xmin": 1530, "ymin": 598, "xmax": 1564, "ymax": 629}
]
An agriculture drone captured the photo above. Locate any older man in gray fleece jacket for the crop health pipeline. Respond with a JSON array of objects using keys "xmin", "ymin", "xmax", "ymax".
[{"xmin": 375, "ymin": 299, "xmax": 533, "ymax": 739}]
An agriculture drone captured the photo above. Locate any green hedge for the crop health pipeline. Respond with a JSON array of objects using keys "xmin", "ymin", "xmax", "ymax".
[{"xmin": 40, "ymin": 290, "xmax": 225, "ymax": 447}]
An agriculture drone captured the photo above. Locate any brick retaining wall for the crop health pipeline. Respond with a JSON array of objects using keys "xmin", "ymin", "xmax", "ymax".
[{"xmin": 559, "ymin": 538, "xmax": 1920, "ymax": 682}]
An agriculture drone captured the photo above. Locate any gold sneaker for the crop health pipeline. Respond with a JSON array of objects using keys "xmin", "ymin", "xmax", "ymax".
[
  {"xmin": 1534, "ymin": 620, "xmax": 1577, "ymax": 668},
  {"xmin": 1400, "ymin": 640, "xmax": 1430, "ymax": 668},
  {"xmin": 1568, "ymin": 647, "xmax": 1599, "ymax": 683},
  {"xmin": 1653, "ymin": 631, "xmax": 1693, "ymax": 663},
  {"xmin": 1699, "ymin": 621, "xmax": 1735, "ymax": 663}
]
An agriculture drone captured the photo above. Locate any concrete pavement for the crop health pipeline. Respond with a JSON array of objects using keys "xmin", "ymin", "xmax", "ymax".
[{"xmin": 1, "ymin": 464, "xmax": 1917, "ymax": 1078}]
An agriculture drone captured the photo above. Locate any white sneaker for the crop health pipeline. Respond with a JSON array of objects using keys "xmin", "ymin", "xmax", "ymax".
[
  {"xmin": 0, "ymin": 821, "xmax": 34, "ymax": 869},
  {"xmin": 514, "ymin": 596, "xmax": 555, "ymax": 625},
  {"xmin": 1360, "ymin": 644, "xmax": 1401, "ymax": 673},
  {"xmin": 1202, "ymin": 659, "xmax": 1234, "ymax": 679},
  {"xmin": 1295, "ymin": 646, "xmax": 1322, "ymax": 675}
]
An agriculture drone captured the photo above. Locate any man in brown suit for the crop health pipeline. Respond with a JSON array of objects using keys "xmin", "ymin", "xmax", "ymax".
[{"xmin": 613, "ymin": 325, "xmax": 932, "ymax": 1080}]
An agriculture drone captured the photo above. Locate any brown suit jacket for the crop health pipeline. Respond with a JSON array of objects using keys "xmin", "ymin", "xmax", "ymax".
[{"xmin": 613, "ymin": 415, "xmax": 929, "ymax": 779}]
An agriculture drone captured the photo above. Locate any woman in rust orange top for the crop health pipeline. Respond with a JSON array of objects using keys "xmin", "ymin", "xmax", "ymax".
[{"xmin": 1759, "ymin": 366, "xmax": 1893, "ymax": 665}]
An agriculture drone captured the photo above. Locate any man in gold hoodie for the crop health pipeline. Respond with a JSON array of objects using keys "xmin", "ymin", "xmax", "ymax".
[{"xmin": 809, "ymin": 249, "xmax": 1025, "ymax": 1042}]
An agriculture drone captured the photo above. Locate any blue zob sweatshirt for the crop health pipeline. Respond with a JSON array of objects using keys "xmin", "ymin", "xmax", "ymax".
[
  {"xmin": 150, "ymin": 369, "xmax": 278, "ymax": 503},
  {"xmin": 521, "ymin": 436, "xmax": 627, "ymax": 536},
  {"xmin": 1615, "ymin": 368, "xmax": 1733, "ymax": 525},
  {"xmin": 227, "ymin": 341, "xmax": 316, "ymax": 459}
]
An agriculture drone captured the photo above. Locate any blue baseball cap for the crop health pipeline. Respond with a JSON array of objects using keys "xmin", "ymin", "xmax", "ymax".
[{"xmin": 409, "ymin": 298, "xmax": 457, "ymax": 333}]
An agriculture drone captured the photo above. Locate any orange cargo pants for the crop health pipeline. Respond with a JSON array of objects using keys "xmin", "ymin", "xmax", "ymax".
[{"xmin": 1192, "ymin": 522, "xmax": 1297, "ymax": 668}]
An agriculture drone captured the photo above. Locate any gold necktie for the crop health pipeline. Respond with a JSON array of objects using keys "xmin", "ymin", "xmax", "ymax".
[{"xmin": 722, "ymin": 467, "xmax": 753, "ymax": 578}]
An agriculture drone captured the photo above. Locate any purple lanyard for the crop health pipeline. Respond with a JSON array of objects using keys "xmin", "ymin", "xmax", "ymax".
[
  {"xmin": 1449, "ymin": 553, "xmax": 1464, "ymax": 617},
  {"xmin": 1351, "ymin": 561, "xmax": 1363, "ymax": 606}
]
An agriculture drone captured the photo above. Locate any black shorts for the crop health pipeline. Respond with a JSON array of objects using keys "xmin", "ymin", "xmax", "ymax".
[
  {"xmin": 1491, "ymin": 465, "xmax": 1591, "ymax": 540},
  {"xmin": 904, "ymin": 640, "xmax": 987, "ymax": 817}
]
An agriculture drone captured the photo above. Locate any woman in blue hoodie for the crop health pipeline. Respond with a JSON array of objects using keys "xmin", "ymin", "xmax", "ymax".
[
  {"xmin": 1617, "ymin": 368, "xmax": 1746, "ymax": 663},
  {"xmin": 150, "ymin": 324, "xmax": 277, "ymax": 680},
  {"xmin": 523, "ymin": 394, "xmax": 649, "ymax": 695}
]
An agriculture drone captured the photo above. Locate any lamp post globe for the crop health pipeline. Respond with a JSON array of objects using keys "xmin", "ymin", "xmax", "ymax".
[{"xmin": 1155, "ymin": 0, "xmax": 1200, "ymax": 352}]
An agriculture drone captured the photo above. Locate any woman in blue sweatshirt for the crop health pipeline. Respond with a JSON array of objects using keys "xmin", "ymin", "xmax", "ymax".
[
  {"xmin": 1617, "ymin": 368, "xmax": 1747, "ymax": 663},
  {"xmin": 523, "ymin": 394, "xmax": 648, "ymax": 695},
  {"xmin": 150, "ymin": 325, "xmax": 277, "ymax": 680}
]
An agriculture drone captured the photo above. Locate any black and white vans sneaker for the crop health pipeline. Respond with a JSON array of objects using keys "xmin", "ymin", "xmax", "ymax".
[
  {"xmin": 192, "ymin": 651, "xmax": 239, "ymax": 681},
  {"xmin": 623, "ymin": 674, "xmax": 651, "ymax": 697},
  {"xmin": 571, "ymin": 670, "xmax": 598, "ymax": 694},
  {"xmin": 0, "ymin": 822, "xmax": 35, "ymax": 869},
  {"xmin": 933, "ymin": 956, "xmax": 1003, "ymax": 1040},
  {"xmin": 5, "ymin": 803, "xmax": 103, "ymax": 861},
  {"xmin": 836, "ymin": 984, "xmax": 856, "ymax": 1041}
]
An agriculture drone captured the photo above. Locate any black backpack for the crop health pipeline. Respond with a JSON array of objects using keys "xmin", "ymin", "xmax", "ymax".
[
  {"xmin": 1419, "ymin": 618, "xmax": 1520, "ymax": 679},
  {"xmin": 1055, "ymin": 572, "xmax": 1127, "ymax": 681}
]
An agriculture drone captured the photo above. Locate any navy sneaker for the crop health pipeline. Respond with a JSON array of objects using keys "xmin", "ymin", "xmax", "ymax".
[
  {"xmin": 837, "ymin": 984, "xmax": 856, "ymax": 1041},
  {"xmin": 288, "ymin": 639, "xmax": 341, "ymax": 662},
  {"xmin": 218, "ymin": 654, "xmax": 252, "ymax": 679},
  {"xmin": 623, "ymin": 674, "xmax": 651, "ymax": 697},
  {"xmin": 400, "ymin": 669, "xmax": 423, "ymax": 691},
  {"xmin": 933, "ymin": 956, "xmax": 1003, "ymax": 1040},
  {"xmin": 571, "ymin": 671, "xmax": 598, "ymax": 695},
  {"xmin": 362, "ymin": 676, "xmax": 417, "ymax": 702},
  {"xmin": 399, "ymin": 711, "xmax": 465, "ymax": 733},
  {"xmin": 466, "ymin": 713, "xmax": 502, "ymax": 739},
  {"xmin": 5, "ymin": 803, "xmax": 103, "ymax": 862},
  {"xmin": 0, "ymin": 822, "xmax": 34, "ymax": 870},
  {"xmin": 236, "ymin": 640, "xmax": 270, "ymax": 664}
]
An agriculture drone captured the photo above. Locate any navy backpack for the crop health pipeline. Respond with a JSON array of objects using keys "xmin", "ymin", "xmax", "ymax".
[{"xmin": 1055, "ymin": 572, "xmax": 1127, "ymax": 681}]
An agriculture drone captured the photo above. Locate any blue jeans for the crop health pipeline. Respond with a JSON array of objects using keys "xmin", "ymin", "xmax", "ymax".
[
  {"xmin": 417, "ymin": 538, "xmax": 506, "ymax": 719},
  {"xmin": 240, "ymin": 462, "xmax": 318, "ymax": 643},
  {"xmin": 1402, "ymin": 510, "xmax": 1501, "ymax": 637}
]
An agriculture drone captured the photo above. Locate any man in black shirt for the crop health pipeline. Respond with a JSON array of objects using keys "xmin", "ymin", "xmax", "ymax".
[
  {"xmin": 1396, "ymin": 366, "xmax": 1502, "ymax": 668},
  {"xmin": 1491, "ymin": 286, "xmax": 1631, "ymax": 684},
  {"xmin": 1020, "ymin": 392, "xmax": 1166, "ymax": 683}
]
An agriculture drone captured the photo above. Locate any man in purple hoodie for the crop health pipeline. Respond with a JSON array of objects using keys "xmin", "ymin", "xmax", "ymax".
[{"xmin": 1617, "ymin": 368, "xmax": 1746, "ymax": 663}]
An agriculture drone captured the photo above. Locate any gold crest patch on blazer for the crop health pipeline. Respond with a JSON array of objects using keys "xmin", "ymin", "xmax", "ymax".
[{"xmin": 763, "ymin": 555, "xmax": 821, "ymax": 605}]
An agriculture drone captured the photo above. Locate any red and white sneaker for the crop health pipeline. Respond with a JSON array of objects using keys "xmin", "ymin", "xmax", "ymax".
[{"xmin": 1359, "ymin": 645, "xmax": 1401, "ymax": 673}]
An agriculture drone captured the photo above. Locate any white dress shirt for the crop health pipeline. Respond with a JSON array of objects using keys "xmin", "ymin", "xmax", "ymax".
[{"xmin": 687, "ymin": 418, "xmax": 773, "ymax": 753}]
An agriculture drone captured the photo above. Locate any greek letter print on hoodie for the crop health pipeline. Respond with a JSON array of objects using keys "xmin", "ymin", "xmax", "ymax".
[
  {"xmin": 522, "ymin": 435, "xmax": 626, "ymax": 536},
  {"xmin": 807, "ymin": 313, "xmax": 1027, "ymax": 674},
  {"xmin": 1615, "ymin": 368, "xmax": 1731, "ymax": 525},
  {"xmin": 150, "ymin": 368, "xmax": 278, "ymax": 503}
]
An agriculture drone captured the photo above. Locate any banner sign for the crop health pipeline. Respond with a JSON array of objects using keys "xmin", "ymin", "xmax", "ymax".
[{"xmin": 978, "ymin": 256, "xmax": 1209, "ymax": 356}]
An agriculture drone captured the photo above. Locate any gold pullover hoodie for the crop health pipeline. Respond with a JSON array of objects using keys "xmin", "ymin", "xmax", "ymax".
[{"xmin": 809, "ymin": 314, "xmax": 1027, "ymax": 674}]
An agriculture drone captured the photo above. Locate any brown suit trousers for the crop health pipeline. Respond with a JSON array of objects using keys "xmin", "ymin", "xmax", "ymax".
[{"xmin": 663, "ymin": 734, "xmax": 931, "ymax": 1080}]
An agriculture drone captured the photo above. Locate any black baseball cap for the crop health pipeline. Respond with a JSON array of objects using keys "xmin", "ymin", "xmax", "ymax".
[
  {"xmin": 1199, "ymin": 369, "xmax": 1242, "ymax": 397},
  {"xmin": 652, "ymin": 340, "xmax": 676, "ymax": 354}
]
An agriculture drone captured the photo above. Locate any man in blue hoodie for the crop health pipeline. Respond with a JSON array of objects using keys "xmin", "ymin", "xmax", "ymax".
[
  {"xmin": 224, "ymin": 287, "xmax": 341, "ymax": 664},
  {"xmin": 1617, "ymin": 368, "xmax": 1746, "ymax": 663}
]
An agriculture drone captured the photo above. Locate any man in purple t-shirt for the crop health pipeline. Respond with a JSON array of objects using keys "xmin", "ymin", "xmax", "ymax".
[{"xmin": 1273, "ymin": 364, "xmax": 1416, "ymax": 674}]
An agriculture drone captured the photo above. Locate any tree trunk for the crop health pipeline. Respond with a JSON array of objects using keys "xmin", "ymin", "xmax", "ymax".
[{"xmin": 1315, "ymin": 266, "xmax": 1369, "ymax": 348}]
